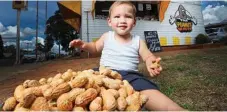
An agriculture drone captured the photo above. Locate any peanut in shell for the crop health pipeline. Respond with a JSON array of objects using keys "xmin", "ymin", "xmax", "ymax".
[
  {"xmin": 75, "ymin": 88, "xmax": 98, "ymax": 106},
  {"xmin": 2, "ymin": 97, "xmax": 17, "ymax": 111}
]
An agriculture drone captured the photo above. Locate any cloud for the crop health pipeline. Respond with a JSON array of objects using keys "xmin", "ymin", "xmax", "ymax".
[
  {"xmin": 28, "ymin": 7, "xmax": 46, "ymax": 16},
  {"xmin": 4, "ymin": 37, "xmax": 44, "ymax": 50},
  {"xmin": 0, "ymin": 22, "xmax": 5, "ymax": 32},
  {"xmin": 0, "ymin": 26, "xmax": 24, "ymax": 38},
  {"xmin": 4, "ymin": 42, "xmax": 16, "ymax": 47},
  {"xmin": 51, "ymin": 43, "xmax": 67, "ymax": 54},
  {"xmin": 202, "ymin": 5, "xmax": 227, "ymax": 25},
  {"xmin": 23, "ymin": 27, "xmax": 36, "ymax": 36},
  {"xmin": 4, "ymin": 36, "xmax": 67, "ymax": 54},
  {"xmin": 0, "ymin": 22, "xmax": 36, "ymax": 39}
]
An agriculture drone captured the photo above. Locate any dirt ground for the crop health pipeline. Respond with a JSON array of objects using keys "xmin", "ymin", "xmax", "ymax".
[{"xmin": 0, "ymin": 48, "xmax": 222, "ymax": 106}]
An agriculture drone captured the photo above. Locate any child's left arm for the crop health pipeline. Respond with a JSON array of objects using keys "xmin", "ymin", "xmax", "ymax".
[{"xmin": 139, "ymin": 40, "xmax": 162, "ymax": 77}]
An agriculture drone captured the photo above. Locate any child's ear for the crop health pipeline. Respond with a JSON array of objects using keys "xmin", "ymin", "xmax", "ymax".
[
  {"xmin": 107, "ymin": 17, "xmax": 112, "ymax": 27},
  {"xmin": 133, "ymin": 19, "xmax": 136, "ymax": 27}
]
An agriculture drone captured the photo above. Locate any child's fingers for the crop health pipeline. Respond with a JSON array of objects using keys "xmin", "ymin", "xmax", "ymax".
[
  {"xmin": 69, "ymin": 39, "xmax": 83, "ymax": 48},
  {"xmin": 70, "ymin": 39, "xmax": 78, "ymax": 46},
  {"xmin": 150, "ymin": 68, "xmax": 160, "ymax": 77},
  {"xmin": 153, "ymin": 69, "xmax": 160, "ymax": 75},
  {"xmin": 148, "ymin": 69, "xmax": 155, "ymax": 77},
  {"xmin": 155, "ymin": 57, "xmax": 161, "ymax": 63},
  {"xmin": 75, "ymin": 40, "xmax": 83, "ymax": 46},
  {"xmin": 69, "ymin": 40, "xmax": 75, "ymax": 48},
  {"xmin": 156, "ymin": 57, "xmax": 161, "ymax": 61},
  {"xmin": 158, "ymin": 66, "xmax": 163, "ymax": 72}
]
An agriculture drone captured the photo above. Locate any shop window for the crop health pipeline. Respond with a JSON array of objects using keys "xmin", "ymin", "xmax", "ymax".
[
  {"xmin": 95, "ymin": 1, "xmax": 114, "ymax": 19},
  {"xmin": 95, "ymin": 1, "xmax": 159, "ymax": 21}
]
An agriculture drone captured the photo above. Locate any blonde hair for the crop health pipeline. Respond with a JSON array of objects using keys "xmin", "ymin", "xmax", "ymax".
[{"xmin": 108, "ymin": 1, "xmax": 137, "ymax": 18}]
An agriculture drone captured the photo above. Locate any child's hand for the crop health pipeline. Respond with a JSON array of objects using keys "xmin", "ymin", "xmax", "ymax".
[
  {"xmin": 146, "ymin": 57, "xmax": 162, "ymax": 77},
  {"xmin": 69, "ymin": 39, "xmax": 85, "ymax": 48}
]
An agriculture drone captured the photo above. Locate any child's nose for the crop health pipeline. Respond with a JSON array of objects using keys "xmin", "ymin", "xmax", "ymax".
[{"xmin": 119, "ymin": 17, "xmax": 126, "ymax": 23}]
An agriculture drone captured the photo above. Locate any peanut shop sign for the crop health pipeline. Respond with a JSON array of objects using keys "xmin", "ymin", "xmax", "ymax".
[{"xmin": 169, "ymin": 4, "xmax": 197, "ymax": 33}]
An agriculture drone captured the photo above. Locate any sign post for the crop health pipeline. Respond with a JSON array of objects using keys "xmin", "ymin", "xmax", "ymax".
[
  {"xmin": 12, "ymin": 0, "xmax": 28, "ymax": 64},
  {"xmin": 144, "ymin": 31, "xmax": 162, "ymax": 52},
  {"xmin": 15, "ymin": 9, "xmax": 21, "ymax": 64}
]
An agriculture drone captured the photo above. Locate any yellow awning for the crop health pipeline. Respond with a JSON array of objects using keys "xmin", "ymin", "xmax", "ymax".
[
  {"xmin": 91, "ymin": 0, "xmax": 96, "ymax": 19},
  {"xmin": 159, "ymin": 1, "xmax": 170, "ymax": 22},
  {"xmin": 57, "ymin": 1, "xmax": 81, "ymax": 32}
]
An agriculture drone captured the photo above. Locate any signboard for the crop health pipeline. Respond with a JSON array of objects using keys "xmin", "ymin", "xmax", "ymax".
[
  {"xmin": 169, "ymin": 4, "xmax": 197, "ymax": 33},
  {"xmin": 144, "ymin": 31, "xmax": 162, "ymax": 52},
  {"xmin": 12, "ymin": 0, "xmax": 28, "ymax": 9}
]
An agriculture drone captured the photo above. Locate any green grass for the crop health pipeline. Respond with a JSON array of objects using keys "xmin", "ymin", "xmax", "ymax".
[{"xmin": 138, "ymin": 46, "xmax": 227, "ymax": 111}]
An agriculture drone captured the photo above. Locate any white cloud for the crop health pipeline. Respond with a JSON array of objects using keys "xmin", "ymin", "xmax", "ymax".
[
  {"xmin": 51, "ymin": 43, "xmax": 67, "ymax": 54},
  {"xmin": 0, "ymin": 22, "xmax": 5, "ymax": 32},
  {"xmin": 0, "ymin": 23, "xmax": 36, "ymax": 39},
  {"xmin": 0, "ymin": 26, "xmax": 24, "ymax": 38},
  {"xmin": 4, "ymin": 42, "xmax": 16, "ymax": 47},
  {"xmin": 4, "ymin": 36, "xmax": 67, "ymax": 54},
  {"xmin": 20, "ymin": 40, "xmax": 33, "ymax": 51},
  {"xmin": 23, "ymin": 27, "xmax": 36, "ymax": 36},
  {"xmin": 202, "ymin": 5, "xmax": 227, "ymax": 25},
  {"xmin": 31, "ymin": 36, "xmax": 45, "ymax": 45}
]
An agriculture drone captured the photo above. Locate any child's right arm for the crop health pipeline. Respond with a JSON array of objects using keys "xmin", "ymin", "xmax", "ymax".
[{"xmin": 69, "ymin": 32, "xmax": 108, "ymax": 54}]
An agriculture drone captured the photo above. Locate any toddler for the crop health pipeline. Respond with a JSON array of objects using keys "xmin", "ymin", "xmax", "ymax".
[{"xmin": 70, "ymin": 1, "xmax": 184, "ymax": 111}]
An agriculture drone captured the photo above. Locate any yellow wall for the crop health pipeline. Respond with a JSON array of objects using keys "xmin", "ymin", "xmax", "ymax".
[
  {"xmin": 160, "ymin": 37, "xmax": 167, "ymax": 46},
  {"xmin": 185, "ymin": 36, "xmax": 192, "ymax": 45},
  {"xmin": 173, "ymin": 36, "xmax": 180, "ymax": 45}
]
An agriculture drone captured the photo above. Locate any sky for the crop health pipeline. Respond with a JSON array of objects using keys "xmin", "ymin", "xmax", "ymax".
[
  {"xmin": 1, "ymin": 1, "xmax": 227, "ymax": 53},
  {"xmin": 0, "ymin": 1, "xmax": 64, "ymax": 53},
  {"xmin": 201, "ymin": 0, "xmax": 227, "ymax": 25}
]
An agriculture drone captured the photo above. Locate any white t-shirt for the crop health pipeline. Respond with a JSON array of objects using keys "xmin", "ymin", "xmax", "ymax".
[{"xmin": 100, "ymin": 31, "xmax": 140, "ymax": 71}]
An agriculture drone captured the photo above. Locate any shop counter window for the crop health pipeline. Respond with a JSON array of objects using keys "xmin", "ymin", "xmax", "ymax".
[{"xmin": 95, "ymin": 1, "xmax": 159, "ymax": 21}]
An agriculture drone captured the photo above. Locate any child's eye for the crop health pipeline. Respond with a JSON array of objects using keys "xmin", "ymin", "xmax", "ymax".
[
  {"xmin": 114, "ymin": 16, "xmax": 120, "ymax": 18},
  {"xmin": 126, "ymin": 15, "xmax": 133, "ymax": 18}
]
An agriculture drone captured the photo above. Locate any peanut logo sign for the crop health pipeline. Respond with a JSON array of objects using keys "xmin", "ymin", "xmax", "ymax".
[{"xmin": 169, "ymin": 4, "xmax": 197, "ymax": 33}]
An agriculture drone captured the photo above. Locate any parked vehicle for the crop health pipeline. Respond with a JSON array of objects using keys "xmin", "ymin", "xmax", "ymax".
[
  {"xmin": 46, "ymin": 52, "xmax": 56, "ymax": 60},
  {"xmin": 22, "ymin": 51, "xmax": 45, "ymax": 63},
  {"xmin": 206, "ymin": 27, "xmax": 227, "ymax": 43}
]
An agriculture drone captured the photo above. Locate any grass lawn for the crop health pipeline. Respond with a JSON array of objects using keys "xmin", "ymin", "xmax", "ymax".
[{"xmin": 139, "ymin": 46, "xmax": 227, "ymax": 111}]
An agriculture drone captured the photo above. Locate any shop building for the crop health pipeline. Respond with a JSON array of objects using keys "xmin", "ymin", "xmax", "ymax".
[{"xmin": 59, "ymin": 1, "xmax": 206, "ymax": 47}]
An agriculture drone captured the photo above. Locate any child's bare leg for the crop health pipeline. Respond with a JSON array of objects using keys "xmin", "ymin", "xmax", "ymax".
[{"xmin": 140, "ymin": 89, "xmax": 185, "ymax": 111}]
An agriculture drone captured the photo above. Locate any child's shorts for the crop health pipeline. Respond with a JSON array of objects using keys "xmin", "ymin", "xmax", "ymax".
[{"xmin": 93, "ymin": 68, "xmax": 159, "ymax": 91}]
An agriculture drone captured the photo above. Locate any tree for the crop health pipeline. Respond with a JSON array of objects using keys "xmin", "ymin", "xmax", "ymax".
[
  {"xmin": 224, "ymin": 26, "xmax": 227, "ymax": 32},
  {"xmin": 0, "ymin": 35, "xmax": 4, "ymax": 58},
  {"xmin": 44, "ymin": 34, "xmax": 54, "ymax": 52},
  {"xmin": 4, "ymin": 45, "xmax": 16, "ymax": 58},
  {"xmin": 36, "ymin": 43, "xmax": 45, "ymax": 52},
  {"xmin": 44, "ymin": 10, "xmax": 79, "ymax": 53}
]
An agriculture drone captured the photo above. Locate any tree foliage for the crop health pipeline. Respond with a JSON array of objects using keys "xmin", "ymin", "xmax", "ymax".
[
  {"xmin": 224, "ymin": 26, "xmax": 227, "ymax": 32},
  {"xmin": 44, "ymin": 10, "xmax": 79, "ymax": 52},
  {"xmin": 36, "ymin": 43, "xmax": 45, "ymax": 52},
  {"xmin": 0, "ymin": 35, "xmax": 4, "ymax": 58},
  {"xmin": 195, "ymin": 34, "xmax": 210, "ymax": 44}
]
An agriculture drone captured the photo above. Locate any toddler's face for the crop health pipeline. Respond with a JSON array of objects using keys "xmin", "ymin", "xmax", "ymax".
[{"xmin": 108, "ymin": 4, "xmax": 136, "ymax": 36}]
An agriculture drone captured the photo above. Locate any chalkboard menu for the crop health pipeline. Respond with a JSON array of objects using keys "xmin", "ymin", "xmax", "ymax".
[{"xmin": 144, "ymin": 31, "xmax": 162, "ymax": 52}]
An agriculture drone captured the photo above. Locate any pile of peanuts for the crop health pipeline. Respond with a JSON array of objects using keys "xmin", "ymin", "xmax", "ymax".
[{"xmin": 2, "ymin": 66, "xmax": 148, "ymax": 111}]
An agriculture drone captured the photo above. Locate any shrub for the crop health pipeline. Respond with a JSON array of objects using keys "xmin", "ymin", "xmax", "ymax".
[
  {"xmin": 219, "ymin": 36, "xmax": 227, "ymax": 44},
  {"xmin": 195, "ymin": 34, "xmax": 210, "ymax": 44}
]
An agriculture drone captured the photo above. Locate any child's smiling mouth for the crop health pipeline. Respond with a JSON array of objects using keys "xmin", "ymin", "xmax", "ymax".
[{"xmin": 118, "ymin": 26, "xmax": 127, "ymax": 30}]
